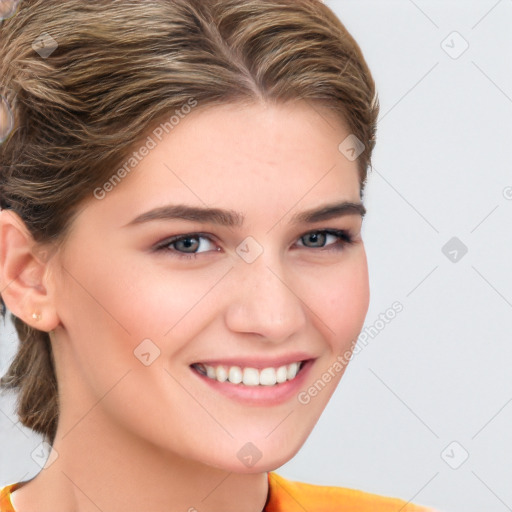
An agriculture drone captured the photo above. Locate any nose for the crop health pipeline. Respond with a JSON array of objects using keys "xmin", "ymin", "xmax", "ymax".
[{"xmin": 224, "ymin": 252, "xmax": 307, "ymax": 343}]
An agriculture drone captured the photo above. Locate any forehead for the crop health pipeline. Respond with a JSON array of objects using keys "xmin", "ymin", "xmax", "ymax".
[
  {"xmin": 164, "ymin": 99, "xmax": 352, "ymax": 168},
  {"xmin": 80, "ymin": 100, "xmax": 362, "ymax": 229},
  {"xmin": 140, "ymin": 101, "xmax": 356, "ymax": 183}
]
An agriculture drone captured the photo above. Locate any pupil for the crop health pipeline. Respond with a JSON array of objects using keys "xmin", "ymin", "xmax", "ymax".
[
  {"xmin": 307, "ymin": 233, "xmax": 325, "ymax": 247},
  {"xmin": 179, "ymin": 237, "xmax": 198, "ymax": 252}
]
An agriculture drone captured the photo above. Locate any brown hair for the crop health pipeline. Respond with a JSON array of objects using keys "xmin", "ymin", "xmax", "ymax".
[{"xmin": 0, "ymin": 0, "xmax": 379, "ymax": 445}]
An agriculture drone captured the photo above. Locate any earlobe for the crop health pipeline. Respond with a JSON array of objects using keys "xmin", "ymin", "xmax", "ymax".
[{"xmin": 0, "ymin": 209, "xmax": 60, "ymax": 332}]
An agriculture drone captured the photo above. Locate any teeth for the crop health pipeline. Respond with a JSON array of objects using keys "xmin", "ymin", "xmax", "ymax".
[
  {"xmin": 242, "ymin": 368, "xmax": 260, "ymax": 386},
  {"xmin": 228, "ymin": 366, "xmax": 243, "ymax": 384},
  {"xmin": 215, "ymin": 366, "xmax": 228, "ymax": 382},
  {"xmin": 276, "ymin": 366, "xmax": 288, "ymax": 383},
  {"xmin": 259, "ymin": 368, "xmax": 277, "ymax": 386},
  {"xmin": 206, "ymin": 366, "xmax": 216, "ymax": 379},
  {"xmin": 194, "ymin": 361, "xmax": 304, "ymax": 386},
  {"xmin": 287, "ymin": 362, "xmax": 299, "ymax": 380}
]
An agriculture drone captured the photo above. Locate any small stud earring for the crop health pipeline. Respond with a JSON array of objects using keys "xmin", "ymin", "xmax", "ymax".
[{"xmin": 31, "ymin": 312, "xmax": 42, "ymax": 321}]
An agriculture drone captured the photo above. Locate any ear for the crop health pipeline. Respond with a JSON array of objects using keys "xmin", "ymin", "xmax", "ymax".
[{"xmin": 0, "ymin": 209, "xmax": 60, "ymax": 332}]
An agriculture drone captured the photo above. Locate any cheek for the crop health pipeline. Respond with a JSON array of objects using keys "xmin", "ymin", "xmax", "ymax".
[
  {"xmin": 338, "ymin": 256, "xmax": 369, "ymax": 325},
  {"xmin": 59, "ymin": 247, "xmax": 228, "ymax": 343},
  {"xmin": 113, "ymin": 260, "xmax": 233, "ymax": 340},
  {"xmin": 304, "ymin": 250, "xmax": 369, "ymax": 350}
]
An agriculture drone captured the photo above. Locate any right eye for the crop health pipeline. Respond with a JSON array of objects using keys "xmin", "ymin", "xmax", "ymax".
[{"xmin": 154, "ymin": 233, "xmax": 221, "ymax": 259}]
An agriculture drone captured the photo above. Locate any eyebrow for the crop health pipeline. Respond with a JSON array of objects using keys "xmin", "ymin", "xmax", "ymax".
[{"xmin": 124, "ymin": 201, "xmax": 366, "ymax": 228}]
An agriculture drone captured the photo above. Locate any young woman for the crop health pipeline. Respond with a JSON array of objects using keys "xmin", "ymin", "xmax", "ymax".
[{"xmin": 0, "ymin": 1, "xmax": 439, "ymax": 510}]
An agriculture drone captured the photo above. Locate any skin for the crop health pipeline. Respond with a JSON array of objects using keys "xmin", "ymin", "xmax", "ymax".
[{"xmin": 0, "ymin": 99, "xmax": 370, "ymax": 512}]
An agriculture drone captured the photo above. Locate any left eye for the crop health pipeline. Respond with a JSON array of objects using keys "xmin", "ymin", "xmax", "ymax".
[{"xmin": 159, "ymin": 234, "xmax": 218, "ymax": 256}]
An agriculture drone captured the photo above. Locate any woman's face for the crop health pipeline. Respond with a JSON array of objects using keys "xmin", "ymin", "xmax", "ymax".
[{"xmin": 48, "ymin": 100, "xmax": 369, "ymax": 472}]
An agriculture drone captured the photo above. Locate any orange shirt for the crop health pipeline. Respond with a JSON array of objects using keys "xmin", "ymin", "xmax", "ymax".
[
  {"xmin": 1, "ymin": 471, "xmax": 438, "ymax": 511},
  {"xmin": 265, "ymin": 472, "xmax": 438, "ymax": 511}
]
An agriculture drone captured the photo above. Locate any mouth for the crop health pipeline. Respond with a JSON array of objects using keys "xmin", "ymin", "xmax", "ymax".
[{"xmin": 190, "ymin": 360, "xmax": 307, "ymax": 387}]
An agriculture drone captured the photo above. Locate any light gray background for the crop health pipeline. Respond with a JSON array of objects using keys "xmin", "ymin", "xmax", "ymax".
[{"xmin": 1, "ymin": 1, "xmax": 511, "ymax": 512}]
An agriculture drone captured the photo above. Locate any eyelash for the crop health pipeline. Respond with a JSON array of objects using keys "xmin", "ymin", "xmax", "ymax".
[{"xmin": 153, "ymin": 229, "xmax": 356, "ymax": 260}]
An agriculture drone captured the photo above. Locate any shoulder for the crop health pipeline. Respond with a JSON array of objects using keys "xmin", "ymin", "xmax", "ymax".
[
  {"xmin": 266, "ymin": 472, "xmax": 440, "ymax": 512},
  {"xmin": 0, "ymin": 482, "xmax": 20, "ymax": 512}
]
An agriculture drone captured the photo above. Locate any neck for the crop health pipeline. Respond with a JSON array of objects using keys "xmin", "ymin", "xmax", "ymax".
[{"xmin": 11, "ymin": 409, "xmax": 269, "ymax": 512}]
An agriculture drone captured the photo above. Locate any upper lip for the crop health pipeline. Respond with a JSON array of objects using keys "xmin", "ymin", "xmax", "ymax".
[{"xmin": 191, "ymin": 353, "xmax": 316, "ymax": 369}]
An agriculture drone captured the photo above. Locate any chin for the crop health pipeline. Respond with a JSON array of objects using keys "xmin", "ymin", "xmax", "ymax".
[{"xmin": 191, "ymin": 430, "xmax": 309, "ymax": 475}]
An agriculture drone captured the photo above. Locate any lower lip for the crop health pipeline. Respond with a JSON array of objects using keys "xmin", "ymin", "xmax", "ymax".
[{"xmin": 191, "ymin": 359, "xmax": 315, "ymax": 406}]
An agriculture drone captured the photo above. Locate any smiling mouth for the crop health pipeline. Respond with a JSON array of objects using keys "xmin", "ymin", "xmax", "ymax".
[{"xmin": 190, "ymin": 361, "xmax": 306, "ymax": 387}]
